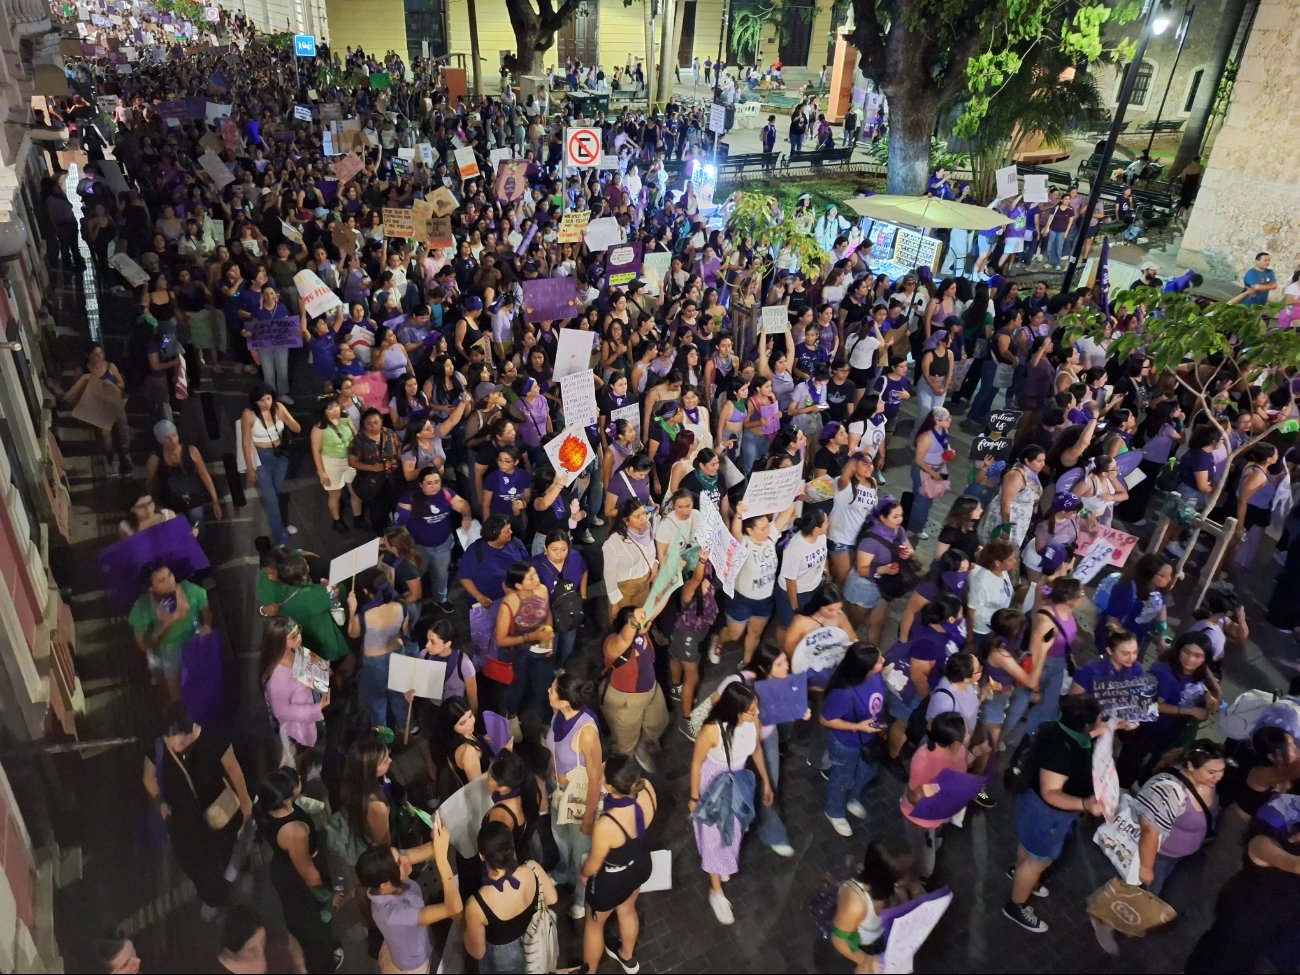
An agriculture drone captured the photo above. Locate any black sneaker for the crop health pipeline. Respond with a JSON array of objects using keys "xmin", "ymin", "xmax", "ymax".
[
  {"xmin": 604, "ymin": 945, "xmax": 640, "ymax": 974},
  {"xmin": 974, "ymin": 790, "xmax": 997, "ymax": 809},
  {"xmin": 1002, "ymin": 900, "xmax": 1048, "ymax": 933},
  {"xmin": 1005, "ymin": 866, "xmax": 1048, "ymax": 897}
]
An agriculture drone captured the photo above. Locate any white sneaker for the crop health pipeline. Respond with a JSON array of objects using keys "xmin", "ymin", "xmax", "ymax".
[
  {"xmin": 917, "ymin": 530, "xmax": 931, "ymax": 540},
  {"xmin": 568, "ymin": 902, "xmax": 587, "ymax": 920},
  {"xmin": 846, "ymin": 799, "xmax": 868, "ymax": 819},
  {"xmin": 706, "ymin": 638, "xmax": 722, "ymax": 665},
  {"xmin": 286, "ymin": 524, "xmax": 299, "ymax": 535},
  {"xmin": 826, "ymin": 814, "xmax": 853, "ymax": 837},
  {"xmin": 769, "ymin": 843, "xmax": 795, "ymax": 857},
  {"xmin": 709, "ymin": 890, "xmax": 735, "ymax": 925}
]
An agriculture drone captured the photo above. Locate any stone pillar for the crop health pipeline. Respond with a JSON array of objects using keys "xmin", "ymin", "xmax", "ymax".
[{"xmin": 1176, "ymin": 0, "xmax": 1300, "ymax": 282}]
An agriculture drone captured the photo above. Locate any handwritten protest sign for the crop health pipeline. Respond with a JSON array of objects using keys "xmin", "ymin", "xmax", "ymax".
[
  {"xmin": 742, "ymin": 465, "xmax": 804, "ymax": 517},
  {"xmin": 557, "ymin": 210, "xmax": 590, "ymax": 244},
  {"xmin": 489, "ymin": 146, "xmax": 513, "ymax": 164},
  {"xmin": 606, "ymin": 242, "xmax": 643, "ymax": 287},
  {"xmin": 1071, "ymin": 540, "xmax": 1115, "ymax": 584},
  {"xmin": 643, "ymin": 529, "xmax": 684, "ymax": 620},
  {"xmin": 381, "ymin": 207, "xmax": 415, "ymax": 239},
  {"xmin": 698, "ymin": 498, "xmax": 744, "ymax": 596},
  {"xmin": 1094, "ymin": 674, "xmax": 1159, "ymax": 724},
  {"xmin": 248, "ymin": 316, "xmax": 303, "ymax": 350},
  {"xmin": 292, "ymin": 269, "xmax": 344, "ymax": 318},
  {"xmin": 995, "ymin": 165, "xmax": 1019, "ymax": 200},
  {"xmin": 1093, "ymin": 722, "xmax": 1121, "ymax": 821},
  {"xmin": 642, "ymin": 251, "xmax": 670, "ymax": 296},
  {"xmin": 204, "ymin": 101, "xmax": 232, "ymax": 123},
  {"xmin": 881, "ymin": 888, "xmax": 953, "ymax": 975},
  {"xmin": 428, "ymin": 186, "xmax": 458, "ymax": 217},
  {"xmin": 584, "ymin": 216, "xmax": 621, "ymax": 252},
  {"xmin": 986, "ymin": 408, "xmax": 1022, "ymax": 434},
  {"xmin": 292, "ymin": 104, "xmax": 312, "ymax": 121},
  {"xmin": 332, "ymin": 151, "xmax": 363, "ymax": 185},
  {"xmin": 552, "ymin": 327, "xmax": 595, "ymax": 379},
  {"xmin": 760, "ymin": 305, "xmax": 789, "ymax": 335},
  {"xmin": 428, "ymin": 216, "xmax": 454, "ymax": 248},
  {"xmin": 1076, "ymin": 522, "xmax": 1139, "ymax": 567},
  {"xmin": 559, "ymin": 370, "xmax": 599, "ymax": 429},
  {"xmin": 197, "ymin": 149, "xmax": 235, "ymax": 188},
  {"xmin": 521, "ymin": 278, "xmax": 580, "ymax": 325},
  {"xmin": 968, "ymin": 430, "xmax": 1015, "ymax": 465},
  {"xmin": 418, "ymin": 142, "xmax": 434, "ymax": 165}
]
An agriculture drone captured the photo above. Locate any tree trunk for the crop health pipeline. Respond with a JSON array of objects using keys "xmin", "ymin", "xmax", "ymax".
[
  {"xmin": 644, "ymin": 0, "xmax": 657, "ymax": 111},
  {"xmin": 655, "ymin": 0, "xmax": 677, "ymax": 104},
  {"xmin": 666, "ymin": 0, "xmax": 687, "ymax": 100},
  {"xmin": 1172, "ymin": 0, "xmax": 1248, "ymax": 173},
  {"xmin": 884, "ymin": 90, "xmax": 937, "ymax": 194},
  {"xmin": 467, "ymin": 0, "xmax": 484, "ymax": 96}
]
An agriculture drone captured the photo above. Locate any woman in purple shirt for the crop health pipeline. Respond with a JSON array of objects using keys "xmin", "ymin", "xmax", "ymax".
[
  {"xmin": 482, "ymin": 445, "xmax": 533, "ymax": 535},
  {"xmin": 395, "ymin": 467, "xmax": 471, "ymax": 608}
]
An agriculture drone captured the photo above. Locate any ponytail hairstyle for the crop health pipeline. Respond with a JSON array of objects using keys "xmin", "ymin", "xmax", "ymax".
[
  {"xmin": 552, "ymin": 671, "xmax": 596, "ymax": 711},
  {"xmin": 793, "ymin": 507, "xmax": 828, "ymax": 537},
  {"xmin": 604, "ymin": 754, "xmax": 647, "ymax": 797},
  {"xmin": 253, "ymin": 766, "xmax": 300, "ymax": 837}
]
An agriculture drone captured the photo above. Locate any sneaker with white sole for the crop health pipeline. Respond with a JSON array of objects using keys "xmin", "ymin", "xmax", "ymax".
[
  {"xmin": 845, "ymin": 799, "xmax": 868, "ymax": 819},
  {"xmin": 826, "ymin": 814, "xmax": 853, "ymax": 837},
  {"xmin": 1005, "ymin": 866, "xmax": 1048, "ymax": 897},
  {"xmin": 604, "ymin": 945, "xmax": 641, "ymax": 974},
  {"xmin": 706, "ymin": 638, "xmax": 722, "ymax": 665},
  {"xmin": 709, "ymin": 890, "xmax": 735, "ymax": 925},
  {"xmin": 769, "ymin": 843, "xmax": 795, "ymax": 857},
  {"xmin": 1002, "ymin": 900, "xmax": 1048, "ymax": 933},
  {"xmin": 917, "ymin": 530, "xmax": 931, "ymax": 540},
  {"xmin": 569, "ymin": 902, "xmax": 587, "ymax": 920}
]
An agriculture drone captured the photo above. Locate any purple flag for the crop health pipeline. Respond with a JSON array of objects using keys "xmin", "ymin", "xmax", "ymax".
[
  {"xmin": 908, "ymin": 768, "xmax": 991, "ymax": 821},
  {"xmin": 483, "ymin": 710, "xmax": 511, "ymax": 755},
  {"xmin": 521, "ymin": 277, "xmax": 581, "ymax": 324},
  {"xmin": 97, "ymin": 516, "xmax": 211, "ymax": 610},
  {"xmin": 181, "ymin": 630, "xmax": 225, "ymax": 727},
  {"xmin": 1097, "ymin": 236, "xmax": 1110, "ymax": 318},
  {"xmin": 211, "ymin": 70, "xmax": 228, "ymax": 92}
]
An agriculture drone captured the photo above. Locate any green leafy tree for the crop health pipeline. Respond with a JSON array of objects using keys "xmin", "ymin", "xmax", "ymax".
[
  {"xmin": 1066, "ymin": 288, "xmax": 1300, "ymax": 601},
  {"xmin": 727, "ymin": 190, "xmax": 826, "ymax": 279},
  {"xmin": 846, "ymin": 0, "xmax": 1136, "ymax": 194}
]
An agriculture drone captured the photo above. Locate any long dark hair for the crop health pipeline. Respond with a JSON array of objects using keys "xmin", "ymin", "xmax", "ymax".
[
  {"xmin": 825, "ymin": 642, "xmax": 881, "ymax": 693},
  {"xmin": 258, "ymin": 615, "xmax": 298, "ymax": 686},
  {"xmin": 705, "ymin": 682, "xmax": 756, "ymax": 767},
  {"xmin": 341, "ymin": 734, "xmax": 389, "ymax": 834}
]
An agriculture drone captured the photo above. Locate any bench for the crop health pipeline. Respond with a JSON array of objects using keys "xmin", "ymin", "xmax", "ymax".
[
  {"xmin": 1137, "ymin": 119, "xmax": 1183, "ymax": 133},
  {"xmin": 1018, "ymin": 163, "xmax": 1074, "ymax": 189},
  {"xmin": 782, "ymin": 144, "xmax": 857, "ymax": 173},
  {"xmin": 1092, "ymin": 179, "xmax": 1178, "ymax": 231},
  {"xmin": 718, "ymin": 150, "xmax": 778, "ymax": 177}
]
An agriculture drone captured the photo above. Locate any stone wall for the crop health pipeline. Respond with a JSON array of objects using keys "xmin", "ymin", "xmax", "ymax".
[{"xmin": 1176, "ymin": 0, "xmax": 1300, "ymax": 283}]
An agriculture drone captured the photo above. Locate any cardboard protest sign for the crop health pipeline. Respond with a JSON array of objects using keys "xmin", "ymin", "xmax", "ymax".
[
  {"xmin": 605, "ymin": 241, "xmax": 643, "ymax": 287},
  {"xmin": 742, "ymin": 466, "xmax": 804, "ymax": 517},
  {"xmin": 521, "ymin": 278, "xmax": 581, "ymax": 325},
  {"xmin": 332, "ymin": 152, "xmax": 364, "ymax": 185},
  {"xmin": 381, "ymin": 207, "xmax": 415, "ymax": 239},
  {"xmin": 247, "ymin": 316, "xmax": 303, "ymax": 350},
  {"xmin": 108, "ymin": 252, "xmax": 149, "ymax": 287},
  {"xmin": 453, "ymin": 146, "xmax": 479, "ymax": 179},
  {"xmin": 760, "ymin": 304, "xmax": 789, "ymax": 335},
  {"xmin": 292, "ymin": 269, "xmax": 344, "ymax": 318},
  {"xmin": 559, "ymin": 370, "xmax": 599, "ymax": 429},
  {"xmin": 557, "ymin": 210, "xmax": 589, "ymax": 244},
  {"xmin": 543, "ymin": 428, "xmax": 596, "ymax": 478},
  {"xmin": 494, "ymin": 160, "xmax": 528, "ymax": 202},
  {"xmin": 331, "ymin": 221, "xmax": 356, "ymax": 255},
  {"xmin": 428, "ymin": 216, "xmax": 454, "ymax": 248},
  {"xmin": 428, "ymin": 186, "xmax": 458, "ymax": 217},
  {"xmin": 197, "ymin": 149, "xmax": 235, "ymax": 188},
  {"xmin": 1076, "ymin": 521, "xmax": 1139, "ymax": 567}
]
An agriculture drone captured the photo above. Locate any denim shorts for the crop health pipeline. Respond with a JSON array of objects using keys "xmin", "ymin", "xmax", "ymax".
[
  {"xmin": 1015, "ymin": 789, "xmax": 1079, "ymax": 862},
  {"xmin": 843, "ymin": 571, "xmax": 882, "ymax": 610},
  {"xmin": 724, "ymin": 590, "xmax": 774, "ymax": 625},
  {"xmin": 981, "ymin": 687, "xmax": 1012, "ymax": 726},
  {"xmin": 828, "ymin": 539, "xmax": 855, "ymax": 555},
  {"xmin": 887, "ymin": 689, "xmax": 919, "ymax": 722},
  {"xmin": 669, "ymin": 630, "xmax": 702, "ymax": 664}
]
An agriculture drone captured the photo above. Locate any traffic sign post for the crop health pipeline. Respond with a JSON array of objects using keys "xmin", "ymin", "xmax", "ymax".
[
  {"xmin": 565, "ymin": 127, "xmax": 601, "ymax": 169},
  {"xmin": 293, "ymin": 34, "xmax": 317, "ymax": 57}
]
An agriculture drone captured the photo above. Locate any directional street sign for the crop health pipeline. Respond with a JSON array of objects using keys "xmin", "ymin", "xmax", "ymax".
[{"xmin": 565, "ymin": 127, "xmax": 601, "ymax": 168}]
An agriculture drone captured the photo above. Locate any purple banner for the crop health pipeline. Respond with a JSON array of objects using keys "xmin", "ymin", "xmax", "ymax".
[
  {"xmin": 483, "ymin": 710, "xmax": 511, "ymax": 755},
  {"xmin": 156, "ymin": 99, "xmax": 189, "ymax": 120},
  {"xmin": 181, "ymin": 631, "xmax": 225, "ymax": 727},
  {"xmin": 521, "ymin": 277, "xmax": 580, "ymax": 324},
  {"xmin": 314, "ymin": 178, "xmax": 339, "ymax": 205},
  {"xmin": 97, "ymin": 516, "xmax": 211, "ymax": 611},
  {"xmin": 908, "ymin": 768, "xmax": 991, "ymax": 821},
  {"xmin": 605, "ymin": 241, "xmax": 643, "ymax": 287},
  {"xmin": 755, "ymin": 671, "xmax": 808, "ymax": 726},
  {"xmin": 248, "ymin": 315, "xmax": 304, "ymax": 350}
]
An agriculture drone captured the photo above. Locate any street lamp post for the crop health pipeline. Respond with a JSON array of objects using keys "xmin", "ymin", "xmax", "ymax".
[
  {"xmin": 1061, "ymin": 0, "xmax": 1172, "ymax": 295},
  {"xmin": 1145, "ymin": 3, "xmax": 1196, "ymax": 156}
]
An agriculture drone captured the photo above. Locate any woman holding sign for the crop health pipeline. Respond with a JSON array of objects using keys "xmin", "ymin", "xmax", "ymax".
[{"xmin": 244, "ymin": 284, "xmax": 299, "ymax": 402}]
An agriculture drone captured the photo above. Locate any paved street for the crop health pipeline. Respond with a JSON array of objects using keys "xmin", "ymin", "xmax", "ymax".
[{"xmin": 42, "ymin": 166, "xmax": 1290, "ymax": 974}]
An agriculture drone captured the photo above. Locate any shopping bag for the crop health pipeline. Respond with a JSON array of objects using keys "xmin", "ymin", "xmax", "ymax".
[
  {"xmin": 1093, "ymin": 793, "xmax": 1143, "ymax": 884},
  {"xmin": 1086, "ymin": 877, "xmax": 1176, "ymax": 938}
]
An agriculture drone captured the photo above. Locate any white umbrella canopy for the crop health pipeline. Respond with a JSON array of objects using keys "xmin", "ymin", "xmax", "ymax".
[{"xmin": 842, "ymin": 195, "xmax": 1012, "ymax": 231}]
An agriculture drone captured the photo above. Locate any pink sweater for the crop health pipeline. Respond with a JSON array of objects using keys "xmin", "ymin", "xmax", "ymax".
[
  {"xmin": 900, "ymin": 744, "xmax": 969, "ymax": 829},
  {"xmin": 265, "ymin": 665, "xmax": 324, "ymax": 748}
]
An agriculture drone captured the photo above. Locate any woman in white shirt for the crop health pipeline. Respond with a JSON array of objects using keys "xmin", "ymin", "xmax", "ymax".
[
  {"xmin": 602, "ymin": 499, "xmax": 659, "ymax": 623},
  {"xmin": 967, "ymin": 539, "xmax": 1019, "ymax": 651},
  {"xmin": 722, "ymin": 502, "xmax": 797, "ymax": 666},
  {"xmin": 776, "ymin": 509, "xmax": 830, "ymax": 642},
  {"xmin": 828, "ymin": 453, "xmax": 879, "ymax": 585},
  {"xmin": 655, "ymin": 490, "xmax": 700, "ymax": 563}
]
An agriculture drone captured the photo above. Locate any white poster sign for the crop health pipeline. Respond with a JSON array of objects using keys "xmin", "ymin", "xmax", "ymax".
[
  {"xmin": 559, "ymin": 370, "xmax": 599, "ymax": 430},
  {"xmin": 387, "ymin": 654, "xmax": 447, "ymax": 701},
  {"xmin": 995, "ymin": 165, "xmax": 1019, "ymax": 200},
  {"xmin": 293, "ymin": 268, "xmax": 345, "ymax": 319},
  {"xmin": 1023, "ymin": 173, "xmax": 1050, "ymax": 203},
  {"xmin": 583, "ymin": 216, "xmax": 622, "ymax": 252},
  {"xmin": 197, "ymin": 149, "xmax": 235, "ymax": 189},
  {"xmin": 108, "ymin": 252, "xmax": 149, "ymax": 287},
  {"xmin": 741, "ymin": 466, "xmax": 804, "ymax": 517},
  {"xmin": 760, "ymin": 304, "xmax": 789, "ymax": 334},
  {"xmin": 553, "ymin": 327, "xmax": 595, "ymax": 380},
  {"xmin": 542, "ymin": 428, "xmax": 596, "ymax": 477},
  {"xmin": 327, "ymin": 537, "xmax": 382, "ymax": 588}
]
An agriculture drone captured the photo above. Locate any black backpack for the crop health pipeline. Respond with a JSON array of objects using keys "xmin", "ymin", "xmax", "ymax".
[
  {"xmin": 905, "ymin": 687, "xmax": 954, "ymax": 746},
  {"xmin": 1003, "ymin": 728, "xmax": 1042, "ymax": 794}
]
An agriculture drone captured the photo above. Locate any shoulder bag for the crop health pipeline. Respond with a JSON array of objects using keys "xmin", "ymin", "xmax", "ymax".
[
  {"xmin": 162, "ymin": 740, "xmax": 240, "ymax": 831},
  {"xmin": 522, "ymin": 864, "xmax": 559, "ymax": 974}
]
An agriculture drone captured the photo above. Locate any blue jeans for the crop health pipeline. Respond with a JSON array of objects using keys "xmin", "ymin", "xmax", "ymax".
[
  {"xmin": 259, "ymin": 346, "xmax": 290, "ymax": 397},
  {"xmin": 740, "ymin": 430, "xmax": 769, "ymax": 475},
  {"xmin": 967, "ymin": 358, "xmax": 1001, "ymax": 425},
  {"xmin": 506, "ymin": 651, "xmax": 555, "ymax": 722},
  {"xmin": 908, "ymin": 464, "xmax": 936, "ymax": 533},
  {"xmin": 1004, "ymin": 654, "xmax": 1067, "ymax": 737},
  {"xmin": 553, "ymin": 629, "xmax": 579, "ymax": 668},
  {"xmin": 1147, "ymin": 853, "xmax": 1180, "ymax": 896},
  {"xmin": 1046, "ymin": 231, "xmax": 1066, "ymax": 266},
  {"xmin": 911, "ymin": 384, "xmax": 945, "ymax": 440},
  {"xmin": 358, "ymin": 653, "xmax": 412, "ymax": 732},
  {"xmin": 825, "ymin": 735, "xmax": 877, "ymax": 818},
  {"xmin": 756, "ymin": 732, "xmax": 791, "ymax": 849},
  {"xmin": 419, "ymin": 537, "xmax": 455, "ymax": 604},
  {"xmin": 254, "ymin": 446, "xmax": 290, "ymax": 546}
]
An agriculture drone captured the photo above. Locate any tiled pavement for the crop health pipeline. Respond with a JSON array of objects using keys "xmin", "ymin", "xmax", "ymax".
[{"xmin": 43, "ymin": 164, "xmax": 1293, "ymax": 973}]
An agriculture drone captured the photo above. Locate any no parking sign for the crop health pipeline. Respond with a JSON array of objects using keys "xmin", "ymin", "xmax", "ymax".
[{"xmin": 565, "ymin": 127, "xmax": 601, "ymax": 169}]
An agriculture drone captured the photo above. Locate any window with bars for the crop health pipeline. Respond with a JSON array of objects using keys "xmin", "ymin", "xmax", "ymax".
[
  {"xmin": 1182, "ymin": 68, "xmax": 1205, "ymax": 113},
  {"xmin": 1129, "ymin": 60, "xmax": 1155, "ymax": 109}
]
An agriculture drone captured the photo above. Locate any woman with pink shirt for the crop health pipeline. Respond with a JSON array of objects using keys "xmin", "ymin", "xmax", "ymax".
[
  {"xmin": 900, "ymin": 712, "xmax": 974, "ymax": 880},
  {"xmin": 260, "ymin": 617, "xmax": 328, "ymax": 770}
]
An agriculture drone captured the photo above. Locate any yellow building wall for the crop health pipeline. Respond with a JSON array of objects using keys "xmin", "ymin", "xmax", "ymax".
[
  {"xmin": 690, "ymin": 0, "xmax": 725, "ymax": 67},
  {"xmin": 601, "ymin": 0, "xmax": 649, "ymax": 68},
  {"xmin": 324, "ymin": 0, "xmax": 407, "ymax": 59}
]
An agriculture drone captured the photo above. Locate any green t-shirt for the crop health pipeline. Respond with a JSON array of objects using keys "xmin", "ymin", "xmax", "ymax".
[
  {"xmin": 129, "ymin": 581, "xmax": 208, "ymax": 659},
  {"xmin": 256, "ymin": 574, "xmax": 349, "ymax": 662}
]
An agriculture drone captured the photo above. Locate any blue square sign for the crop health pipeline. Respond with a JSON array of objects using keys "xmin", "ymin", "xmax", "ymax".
[{"xmin": 294, "ymin": 34, "xmax": 316, "ymax": 57}]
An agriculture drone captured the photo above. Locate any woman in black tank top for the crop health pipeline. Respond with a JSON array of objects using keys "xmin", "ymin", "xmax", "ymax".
[
  {"xmin": 466, "ymin": 821, "xmax": 558, "ymax": 973},
  {"xmin": 580, "ymin": 755, "xmax": 658, "ymax": 974}
]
